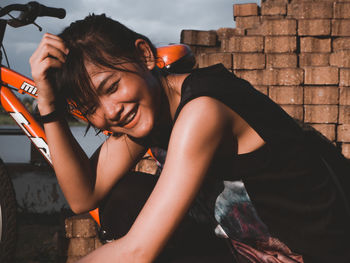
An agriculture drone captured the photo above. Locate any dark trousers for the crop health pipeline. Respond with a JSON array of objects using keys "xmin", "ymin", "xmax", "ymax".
[{"xmin": 98, "ymin": 172, "xmax": 235, "ymax": 262}]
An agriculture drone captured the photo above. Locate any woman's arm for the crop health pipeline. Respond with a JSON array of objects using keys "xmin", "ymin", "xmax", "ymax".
[
  {"xmin": 30, "ymin": 33, "xmax": 146, "ymax": 213},
  {"xmin": 77, "ymin": 96, "xmax": 233, "ymax": 262}
]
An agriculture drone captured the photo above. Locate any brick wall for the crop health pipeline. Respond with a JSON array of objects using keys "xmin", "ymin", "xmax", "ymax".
[{"xmin": 180, "ymin": 0, "xmax": 350, "ymax": 158}]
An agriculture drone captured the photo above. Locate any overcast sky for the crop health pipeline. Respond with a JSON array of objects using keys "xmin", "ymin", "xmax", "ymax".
[{"xmin": 1, "ymin": 0, "xmax": 260, "ymax": 77}]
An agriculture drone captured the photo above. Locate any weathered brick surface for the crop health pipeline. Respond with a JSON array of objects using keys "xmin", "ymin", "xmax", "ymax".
[
  {"xmin": 233, "ymin": 53, "xmax": 265, "ymax": 69},
  {"xmin": 340, "ymin": 69, "xmax": 350, "ymax": 86},
  {"xmin": 65, "ymin": 214, "xmax": 97, "ymax": 239},
  {"xmin": 304, "ymin": 86, "xmax": 339, "ymax": 105},
  {"xmin": 266, "ymin": 53, "xmax": 297, "ymax": 68},
  {"xmin": 334, "ymin": 2, "xmax": 350, "ymax": 19},
  {"xmin": 265, "ymin": 36, "xmax": 297, "ymax": 53},
  {"xmin": 216, "ymin": 28, "xmax": 242, "ymax": 41},
  {"xmin": 298, "ymin": 19, "xmax": 331, "ymax": 36},
  {"xmin": 287, "ymin": 2, "xmax": 333, "ymax": 19},
  {"xmin": 333, "ymin": 37, "xmax": 350, "ymax": 51},
  {"xmin": 330, "ymin": 50, "xmax": 350, "ymax": 68},
  {"xmin": 337, "ymin": 124, "xmax": 350, "ymax": 142},
  {"xmin": 339, "ymin": 106, "xmax": 350, "ymax": 124},
  {"xmin": 67, "ymin": 238, "xmax": 96, "ymax": 257},
  {"xmin": 134, "ymin": 155, "xmax": 158, "ymax": 175},
  {"xmin": 261, "ymin": 1, "xmax": 287, "ymax": 16},
  {"xmin": 181, "ymin": 30, "xmax": 217, "ymax": 46},
  {"xmin": 280, "ymin": 105, "xmax": 304, "ymax": 120},
  {"xmin": 226, "ymin": 36, "xmax": 264, "ymax": 52},
  {"xmin": 236, "ymin": 16, "xmax": 261, "ymax": 29},
  {"xmin": 341, "ymin": 143, "xmax": 350, "ymax": 158},
  {"xmin": 332, "ymin": 20, "xmax": 350, "ymax": 36},
  {"xmin": 304, "ymin": 67, "xmax": 339, "ymax": 85},
  {"xmin": 234, "ymin": 3, "xmax": 259, "ymax": 17},
  {"xmin": 269, "ymin": 86, "xmax": 303, "ymax": 104},
  {"xmin": 310, "ymin": 124, "xmax": 336, "ymax": 141},
  {"xmin": 300, "ymin": 37, "xmax": 331, "ymax": 53},
  {"xmin": 254, "ymin": 85, "xmax": 269, "ymax": 95},
  {"xmin": 299, "ymin": 53, "xmax": 330, "ymax": 67},
  {"xmin": 304, "ymin": 105, "xmax": 338, "ymax": 123},
  {"xmin": 261, "ymin": 19, "xmax": 296, "ymax": 36},
  {"xmin": 234, "ymin": 70, "xmax": 264, "ymax": 85},
  {"xmin": 264, "ymin": 68, "xmax": 304, "ymax": 85},
  {"xmin": 340, "ymin": 87, "xmax": 350, "ymax": 105}
]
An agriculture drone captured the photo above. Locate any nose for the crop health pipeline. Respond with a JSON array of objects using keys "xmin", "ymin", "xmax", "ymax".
[{"xmin": 102, "ymin": 101, "xmax": 123, "ymax": 121}]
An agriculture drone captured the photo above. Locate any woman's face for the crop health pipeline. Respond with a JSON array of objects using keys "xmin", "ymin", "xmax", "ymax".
[{"xmin": 85, "ymin": 62, "xmax": 160, "ymax": 138}]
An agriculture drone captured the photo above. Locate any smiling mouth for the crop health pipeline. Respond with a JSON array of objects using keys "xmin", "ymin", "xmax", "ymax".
[{"xmin": 120, "ymin": 105, "xmax": 138, "ymax": 127}]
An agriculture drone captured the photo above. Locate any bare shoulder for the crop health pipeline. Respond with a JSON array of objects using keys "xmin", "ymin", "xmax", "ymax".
[
  {"xmin": 174, "ymin": 96, "xmax": 233, "ymax": 133},
  {"xmin": 168, "ymin": 96, "xmax": 233, "ymax": 155}
]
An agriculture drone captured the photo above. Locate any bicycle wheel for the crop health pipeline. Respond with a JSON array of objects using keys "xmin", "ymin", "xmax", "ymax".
[{"xmin": 0, "ymin": 158, "xmax": 17, "ymax": 263}]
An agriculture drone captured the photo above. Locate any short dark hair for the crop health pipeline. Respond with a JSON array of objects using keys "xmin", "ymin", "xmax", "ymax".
[{"xmin": 49, "ymin": 14, "xmax": 158, "ymax": 117}]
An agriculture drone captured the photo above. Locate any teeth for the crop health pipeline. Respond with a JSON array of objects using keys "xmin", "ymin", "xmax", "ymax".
[{"xmin": 124, "ymin": 111, "xmax": 136, "ymax": 125}]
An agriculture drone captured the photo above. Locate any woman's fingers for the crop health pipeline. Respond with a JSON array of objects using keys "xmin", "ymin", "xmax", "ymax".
[{"xmin": 30, "ymin": 33, "xmax": 68, "ymax": 81}]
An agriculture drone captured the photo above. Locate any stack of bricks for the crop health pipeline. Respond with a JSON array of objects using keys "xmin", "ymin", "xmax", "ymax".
[
  {"xmin": 65, "ymin": 214, "xmax": 102, "ymax": 263},
  {"xmin": 180, "ymin": 0, "xmax": 350, "ymax": 158}
]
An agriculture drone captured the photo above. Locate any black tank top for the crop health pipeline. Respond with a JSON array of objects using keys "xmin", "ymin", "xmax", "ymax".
[{"xmin": 168, "ymin": 64, "xmax": 350, "ymax": 263}]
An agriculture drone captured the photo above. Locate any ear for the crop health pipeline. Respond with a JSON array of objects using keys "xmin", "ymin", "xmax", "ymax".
[{"xmin": 135, "ymin": 39, "xmax": 156, "ymax": 70}]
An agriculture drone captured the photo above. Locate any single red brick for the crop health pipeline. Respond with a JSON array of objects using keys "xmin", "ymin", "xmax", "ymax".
[
  {"xmin": 198, "ymin": 52, "xmax": 233, "ymax": 69},
  {"xmin": 260, "ymin": 19, "xmax": 296, "ymax": 36},
  {"xmin": 236, "ymin": 16, "xmax": 261, "ymax": 29},
  {"xmin": 233, "ymin": 53, "xmax": 265, "ymax": 70},
  {"xmin": 334, "ymin": 2, "xmax": 350, "ymax": 19},
  {"xmin": 65, "ymin": 214, "xmax": 97, "ymax": 239},
  {"xmin": 333, "ymin": 37, "xmax": 350, "ymax": 51},
  {"xmin": 330, "ymin": 50, "xmax": 350, "ymax": 68},
  {"xmin": 269, "ymin": 86, "xmax": 303, "ymax": 104},
  {"xmin": 265, "ymin": 36, "xmax": 297, "ymax": 53},
  {"xmin": 304, "ymin": 105, "xmax": 338, "ymax": 123},
  {"xmin": 181, "ymin": 30, "xmax": 217, "ymax": 46},
  {"xmin": 287, "ymin": 2, "xmax": 333, "ymax": 19},
  {"xmin": 280, "ymin": 105, "xmax": 304, "ymax": 121},
  {"xmin": 298, "ymin": 19, "xmax": 331, "ymax": 36},
  {"xmin": 310, "ymin": 124, "xmax": 336, "ymax": 141},
  {"xmin": 227, "ymin": 36, "xmax": 264, "ymax": 52},
  {"xmin": 299, "ymin": 53, "xmax": 330, "ymax": 67},
  {"xmin": 261, "ymin": 1, "xmax": 287, "ymax": 16},
  {"xmin": 188, "ymin": 45, "xmax": 221, "ymax": 56},
  {"xmin": 339, "ymin": 105, "xmax": 350, "ymax": 124},
  {"xmin": 234, "ymin": 70, "xmax": 265, "ymax": 85},
  {"xmin": 264, "ymin": 68, "xmax": 304, "ymax": 86},
  {"xmin": 254, "ymin": 85, "xmax": 268, "ymax": 95},
  {"xmin": 266, "ymin": 53, "xmax": 297, "ymax": 68},
  {"xmin": 217, "ymin": 28, "xmax": 242, "ymax": 41},
  {"xmin": 67, "ymin": 238, "xmax": 95, "ymax": 257},
  {"xmin": 332, "ymin": 20, "xmax": 350, "ymax": 37},
  {"xmin": 341, "ymin": 143, "xmax": 350, "ymax": 158},
  {"xmin": 300, "ymin": 37, "xmax": 331, "ymax": 53},
  {"xmin": 340, "ymin": 87, "xmax": 350, "ymax": 105},
  {"xmin": 234, "ymin": 3, "xmax": 259, "ymax": 17},
  {"xmin": 340, "ymin": 69, "xmax": 350, "ymax": 86},
  {"xmin": 304, "ymin": 67, "xmax": 339, "ymax": 85},
  {"xmin": 337, "ymin": 124, "xmax": 350, "ymax": 142},
  {"xmin": 304, "ymin": 86, "xmax": 339, "ymax": 104}
]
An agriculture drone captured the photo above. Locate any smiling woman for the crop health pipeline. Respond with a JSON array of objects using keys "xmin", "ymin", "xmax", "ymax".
[{"xmin": 29, "ymin": 13, "xmax": 350, "ymax": 263}]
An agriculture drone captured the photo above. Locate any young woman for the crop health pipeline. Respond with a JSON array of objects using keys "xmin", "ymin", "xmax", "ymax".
[{"xmin": 30, "ymin": 14, "xmax": 350, "ymax": 263}]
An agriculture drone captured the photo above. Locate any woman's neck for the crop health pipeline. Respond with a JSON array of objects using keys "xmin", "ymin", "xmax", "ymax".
[{"xmin": 161, "ymin": 73, "xmax": 189, "ymax": 120}]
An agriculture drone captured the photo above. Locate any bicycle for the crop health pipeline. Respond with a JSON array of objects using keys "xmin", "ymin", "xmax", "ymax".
[{"xmin": 0, "ymin": 2, "xmax": 195, "ymax": 262}]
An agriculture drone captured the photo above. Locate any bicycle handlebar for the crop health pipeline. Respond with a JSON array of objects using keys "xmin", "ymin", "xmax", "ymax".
[
  {"xmin": 29, "ymin": 2, "xmax": 66, "ymax": 19},
  {"xmin": 0, "ymin": 1, "xmax": 66, "ymax": 28}
]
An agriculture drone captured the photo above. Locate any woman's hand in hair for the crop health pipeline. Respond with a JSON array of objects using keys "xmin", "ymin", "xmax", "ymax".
[{"xmin": 29, "ymin": 33, "xmax": 69, "ymax": 114}]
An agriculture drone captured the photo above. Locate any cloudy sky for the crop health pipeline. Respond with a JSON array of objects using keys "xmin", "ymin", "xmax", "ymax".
[{"xmin": 1, "ymin": 0, "xmax": 260, "ymax": 77}]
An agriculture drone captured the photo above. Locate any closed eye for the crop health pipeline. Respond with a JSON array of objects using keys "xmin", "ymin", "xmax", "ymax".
[{"xmin": 106, "ymin": 80, "xmax": 120, "ymax": 94}]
